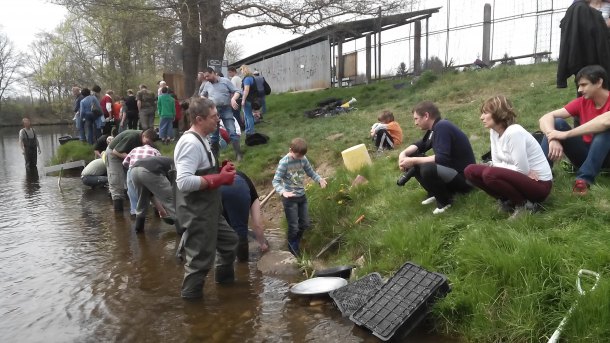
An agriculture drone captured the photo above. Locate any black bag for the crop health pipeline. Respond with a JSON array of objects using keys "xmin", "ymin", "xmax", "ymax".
[
  {"xmin": 90, "ymin": 98, "xmax": 103, "ymax": 118},
  {"xmin": 263, "ymin": 80, "xmax": 271, "ymax": 95},
  {"xmin": 245, "ymin": 132, "xmax": 269, "ymax": 146}
]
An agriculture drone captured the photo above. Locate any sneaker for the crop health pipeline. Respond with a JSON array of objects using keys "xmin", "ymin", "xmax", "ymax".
[
  {"xmin": 508, "ymin": 206, "xmax": 524, "ymax": 220},
  {"xmin": 572, "ymin": 179, "xmax": 589, "ymax": 195},
  {"xmin": 497, "ymin": 199, "xmax": 514, "ymax": 213},
  {"xmin": 421, "ymin": 196, "xmax": 436, "ymax": 205},
  {"xmin": 523, "ymin": 200, "xmax": 544, "ymax": 213},
  {"xmin": 432, "ymin": 204, "xmax": 451, "ymax": 214}
]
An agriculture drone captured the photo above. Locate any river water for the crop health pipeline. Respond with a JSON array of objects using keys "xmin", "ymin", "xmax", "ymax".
[{"xmin": 0, "ymin": 125, "xmax": 457, "ymax": 342}]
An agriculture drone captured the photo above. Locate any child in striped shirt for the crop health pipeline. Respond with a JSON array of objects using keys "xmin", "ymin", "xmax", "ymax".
[{"xmin": 272, "ymin": 138, "xmax": 327, "ymax": 256}]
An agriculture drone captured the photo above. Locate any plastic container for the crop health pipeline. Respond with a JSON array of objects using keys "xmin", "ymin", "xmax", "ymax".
[
  {"xmin": 313, "ymin": 265, "xmax": 354, "ymax": 279},
  {"xmin": 349, "ymin": 262, "xmax": 451, "ymax": 341},
  {"xmin": 329, "ymin": 272, "xmax": 384, "ymax": 317},
  {"xmin": 341, "ymin": 144, "xmax": 372, "ymax": 172}
]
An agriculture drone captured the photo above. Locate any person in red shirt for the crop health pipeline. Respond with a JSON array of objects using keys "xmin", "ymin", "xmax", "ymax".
[
  {"xmin": 100, "ymin": 90, "xmax": 114, "ymax": 119},
  {"xmin": 540, "ymin": 64, "xmax": 610, "ymax": 194}
]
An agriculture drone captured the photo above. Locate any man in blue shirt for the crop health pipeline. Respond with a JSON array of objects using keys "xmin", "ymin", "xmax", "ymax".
[
  {"xmin": 398, "ymin": 101, "xmax": 475, "ymax": 214},
  {"xmin": 202, "ymin": 67, "xmax": 243, "ymax": 161}
]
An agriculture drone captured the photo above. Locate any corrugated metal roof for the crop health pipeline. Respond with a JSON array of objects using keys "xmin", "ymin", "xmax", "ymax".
[{"xmin": 231, "ymin": 8, "xmax": 441, "ymax": 66}]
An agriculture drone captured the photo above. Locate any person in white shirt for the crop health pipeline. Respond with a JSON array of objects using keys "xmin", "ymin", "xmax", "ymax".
[{"xmin": 464, "ymin": 95, "xmax": 553, "ymax": 216}]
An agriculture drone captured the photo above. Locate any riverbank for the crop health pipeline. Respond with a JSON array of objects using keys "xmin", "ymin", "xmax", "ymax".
[{"xmin": 52, "ymin": 62, "xmax": 610, "ymax": 342}]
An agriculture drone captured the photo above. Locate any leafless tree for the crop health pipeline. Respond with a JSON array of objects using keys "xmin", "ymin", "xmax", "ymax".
[
  {"xmin": 0, "ymin": 33, "xmax": 22, "ymax": 112},
  {"xmin": 224, "ymin": 40, "xmax": 244, "ymax": 64}
]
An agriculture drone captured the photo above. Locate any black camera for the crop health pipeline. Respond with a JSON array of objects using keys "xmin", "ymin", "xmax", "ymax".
[{"xmin": 396, "ymin": 168, "xmax": 416, "ymax": 186}]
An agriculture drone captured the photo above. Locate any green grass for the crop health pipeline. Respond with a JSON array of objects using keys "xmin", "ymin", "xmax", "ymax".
[{"xmin": 52, "ymin": 62, "xmax": 610, "ymax": 342}]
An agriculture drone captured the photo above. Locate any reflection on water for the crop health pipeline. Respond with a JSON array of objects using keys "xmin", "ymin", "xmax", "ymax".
[{"xmin": 0, "ymin": 126, "xmax": 456, "ymax": 342}]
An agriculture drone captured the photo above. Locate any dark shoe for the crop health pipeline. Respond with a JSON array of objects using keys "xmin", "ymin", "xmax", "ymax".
[
  {"xmin": 215, "ymin": 265, "xmax": 235, "ymax": 284},
  {"xmin": 113, "ymin": 199, "xmax": 124, "ymax": 212},
  {"xmin": 288, "ymin": 239, "xmax": 300, "ymax": 257},
  {"xmin": 133, "ymin": 216, "xmax": 146, "ymax": 233},
  {"xmin": 572, "ymin": 179, "xmax": 589, "ymax": 195},
  {"xmin": 236, "ymin": 237, "xmax": 249, "ymax": 262}
]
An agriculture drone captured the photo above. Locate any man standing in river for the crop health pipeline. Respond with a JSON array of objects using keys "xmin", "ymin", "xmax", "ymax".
[
  {"xmin": 174, "ymin": 97, "xmax": 238, "ymax": 299},
  {"xmin": 19, "ymin": 118, "xmax": 41, "ymax": 170}
]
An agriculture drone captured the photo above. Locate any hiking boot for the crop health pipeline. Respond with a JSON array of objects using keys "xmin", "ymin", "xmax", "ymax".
[
  {"xmin": 215, "ymin": 265, "xmax": 235, "ymax": 284},
  {"xmin": 572, "ymin": 179, "xmax": 589, "ymax": 195},
  {"xmin": 432, "ymin": 204, "xmax": 451, "ymax": 214}
]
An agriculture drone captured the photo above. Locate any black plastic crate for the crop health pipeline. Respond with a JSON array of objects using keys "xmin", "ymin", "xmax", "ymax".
[
  {"xmin": 349, "ymin": 262, "xmax": 450, "ymax": 341},
  {"xmin": 329, "ymin": 272, "xmax": 384, "ymax": 317}
]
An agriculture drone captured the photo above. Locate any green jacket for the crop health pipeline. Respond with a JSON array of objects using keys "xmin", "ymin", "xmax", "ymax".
[{"xmin": 157, "ymin": 94, "xmax": 176, "ymax": 119}]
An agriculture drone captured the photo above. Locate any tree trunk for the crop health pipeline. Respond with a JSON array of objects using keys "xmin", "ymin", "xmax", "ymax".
[
  {"xmin": 179, "ymin": 0, "xmax": 201, "ymax": 98},
  {"xmin": 199, "ymin": 0, "xmax": 227, "ymax": 72}
]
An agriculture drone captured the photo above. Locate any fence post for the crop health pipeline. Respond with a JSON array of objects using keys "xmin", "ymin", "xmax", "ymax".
[
  {"xmin": 337, "ymin": 35, "xmax": 344, "ymax": 88},
  {"xmin": 483, "ymin": 3, "xmax": 492, "ymax": 65},
  {"xmin": 366, "ymin": 34, "xmax": 372, "ymax": 84},
  {"xmin": 414, "ymin": 20, "xmax": 422, "ymax": 75}
]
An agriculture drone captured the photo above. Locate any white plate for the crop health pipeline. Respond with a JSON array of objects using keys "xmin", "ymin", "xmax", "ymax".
[{"xmin": 290, "ymin": 277, "xmax": 348, "ymax": 295}]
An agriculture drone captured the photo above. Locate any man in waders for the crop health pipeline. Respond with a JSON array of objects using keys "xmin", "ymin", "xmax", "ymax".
[
  {"xmin": 174, "ymin": 97, "xmax": 238, "ymax": 299},
  {"xmin": 19, "ymin": 118, "xmax": 41, "ymax": 170}
]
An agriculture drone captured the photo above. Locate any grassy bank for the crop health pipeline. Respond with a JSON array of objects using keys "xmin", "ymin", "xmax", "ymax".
[{"xmin": 54, "ymin": 62, "xmax": 610, "ymax": 342}]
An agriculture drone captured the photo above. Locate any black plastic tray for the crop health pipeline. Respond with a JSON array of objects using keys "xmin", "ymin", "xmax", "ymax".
[
  {"xmin": 329, "ymin": 272, "xmax": 384, "ymax": 317},
  {"xmin": 349, "ymin": 262, "xmax": 450, "ymax": 341}
]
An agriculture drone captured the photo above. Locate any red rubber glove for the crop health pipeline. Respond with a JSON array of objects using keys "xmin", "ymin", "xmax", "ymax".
[{"xmin": 202, "ymin": 162, "xmax": 236, "ymax": 189}]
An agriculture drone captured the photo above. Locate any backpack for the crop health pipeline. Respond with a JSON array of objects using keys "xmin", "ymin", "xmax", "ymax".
[
  {"xmin": 263, "ymin": 79, "xmax": 271, "ymax": 95},
  {"xmin": 242, "ymin": 76, "xmax": 259, "ymax": 102},
  {"xmin": 245, "ymin": 132, "xmax": 269, "ymax": 146},
  {"xmin": 90, "ymin": 96, "xmax": 103, "ymax": 118}
]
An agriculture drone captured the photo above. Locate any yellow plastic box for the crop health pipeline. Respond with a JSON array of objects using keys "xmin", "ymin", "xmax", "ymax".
[{"xmin": 342, "ymin": 144, "xmax": 372, "ymax": 172}]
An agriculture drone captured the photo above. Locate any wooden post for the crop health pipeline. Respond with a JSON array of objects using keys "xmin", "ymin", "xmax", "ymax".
[
  {"xmin": 337, "ymin": 35, "xmax": 344, "ymax": 88},
  {"xmin": 414, "ymin": 20, "xmax": 422, "ymax": 75},
  {"xmin": 483, "ymin": 3, "xmax": 492, "ymax": 65},
  {"xmin": 365, "ymin": 34, "xmax": 372, "ymax": 84}
]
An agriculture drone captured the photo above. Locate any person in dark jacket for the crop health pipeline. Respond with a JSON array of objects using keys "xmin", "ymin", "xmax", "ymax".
[
  {"xmin": 557, "ymin": 0, "xmax": 610, "ymax": 88},
  {"xmin": 397, "ymin": 101, "xmax": 475, "ymax": 214}
]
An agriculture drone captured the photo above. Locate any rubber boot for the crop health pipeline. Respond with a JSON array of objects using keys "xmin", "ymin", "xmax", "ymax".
[
  {"xmin": 113, "ymin": 199, "xmax": 124, "ymax": 212},
  {"xmin": 236, "ymin": 236, "xmax": 249, "ymax": 262},
  {"xmin": 215, "ymin": 264, "xmax": 235, "ymax": 284},
  {"xmin": 231, "ymin": 140, "xmax": 243, "ymax": 162},
  {"xmin": 133, "ymin": 216, "xmax": 146, "ymax": 233},
  {"xmin": 211, "ymin": 141, "xmax": 220, "ymax": 162},
  {"xmin": 181, "ymin": 271, "xmax": 206, "ymax": 299}
]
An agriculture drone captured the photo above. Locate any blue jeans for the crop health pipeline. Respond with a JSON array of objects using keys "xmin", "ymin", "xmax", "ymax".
[
  {"xmin": 243, "ymin": 101, "xmax": 255, "ymax": 135},
  {"xmin": 84, "ymin": 118, "xmax": 96, "ymax": 144},
  {"xmin": 126, "ymin": 168, "xmax": 137, "ymax": 215},
  {"xmin": 260, "ymin": 97, "xmax": 267, "ymax": 116},
  {"xmin": 159, "ymin": 117, "xmax": 174, "ymax": 140},
  {"xmin": 281, "ymin": 195, "xmax": 310, "ymax": 241},
  {"xmin": 540, "ymin": 118, "xmax": 610, "ymax": 183},
  {"xmin": 210, "ymin": 105, "xmax": 239, "ymax": 143},
  {"xmin": 220, "ymin": 175, "xmax": 250, "ymax": 238}
]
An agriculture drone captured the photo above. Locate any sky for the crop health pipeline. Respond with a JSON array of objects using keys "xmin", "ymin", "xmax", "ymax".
[
  {"xmin": 0, "ymin": 0, "xmax": 67, "ymax": 52},
  {"xmin": 0, "ymin": 0, "xmax": 297, "ymax": 57}
]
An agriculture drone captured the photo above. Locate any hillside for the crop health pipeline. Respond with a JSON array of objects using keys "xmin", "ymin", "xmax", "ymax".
[
  {"xmin": 54, "ymin": 62, "xmax": 610, "ymax": 342},
  {"xmin": 243, "ymin": 62, "xmax": 610, "ymax": 342}
]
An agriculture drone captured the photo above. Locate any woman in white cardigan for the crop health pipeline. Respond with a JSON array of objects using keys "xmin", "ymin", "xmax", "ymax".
[{"xmin": 464, "ymin": 95, "xmax": 553, "ymax": 214}]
